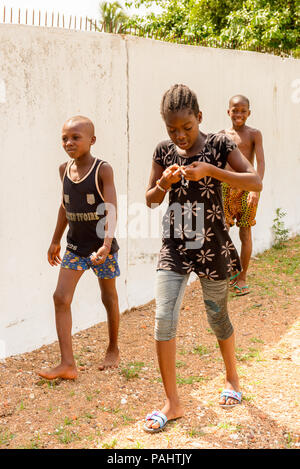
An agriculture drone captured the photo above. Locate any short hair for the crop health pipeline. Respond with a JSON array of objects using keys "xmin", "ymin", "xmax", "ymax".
[
  {"xmin": 64, "ymin": 115, "xmax": 95, "ymax": 136},
  {"xmin": 160, "ymin": 84, "xmax": 200, "ymax": 120},
  {"xmin": 229, "ymin": 95, "xmax": 250, "ymax": 108}
]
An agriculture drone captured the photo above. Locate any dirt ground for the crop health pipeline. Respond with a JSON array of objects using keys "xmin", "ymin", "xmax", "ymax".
[{"xmin": 0, "ymin": 237, "xmax": 299, "ymax": 450}]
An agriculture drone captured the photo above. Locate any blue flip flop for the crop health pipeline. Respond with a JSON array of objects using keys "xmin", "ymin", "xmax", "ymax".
[
  {"xmin": 144, "ymin": 410, "xmax": 168, "ymax": 433},
  {"xmin": 220, "ymin": 389, "xmax": 242, "ymax": 408}
]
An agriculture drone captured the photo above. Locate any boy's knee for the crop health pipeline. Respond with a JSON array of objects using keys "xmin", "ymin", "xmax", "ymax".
[
  {"xmin": 239, "ymin": 227, "xmax": 251, "ymax": 243},
  {"xmin": 101, "ymin": 291, "xmax": 118, "ymax": 310},
  {"xmin": 204, "ymin": 299, "xmax": 233, "ymax": 341},
  {"xmin": 53, "ymin": 290, "xmax": 72, "ymax": 308},
  {"xmin": 210, "ymin": 318, "xmax": 234, "ymax": 341},
  {"xmin": 155, "ymin": 318, "xmax": 177, "ymax": 341}
]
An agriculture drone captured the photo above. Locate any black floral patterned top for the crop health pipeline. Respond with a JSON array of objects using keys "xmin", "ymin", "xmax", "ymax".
[{"xmin": 153, "ymin": 133, "xmax": 241, "ymax": 280}]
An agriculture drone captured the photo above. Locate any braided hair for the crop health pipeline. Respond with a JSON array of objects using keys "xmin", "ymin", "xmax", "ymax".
[{"xmin": 160, "ymin": 84, "xmax": 200, "ymax": 120}]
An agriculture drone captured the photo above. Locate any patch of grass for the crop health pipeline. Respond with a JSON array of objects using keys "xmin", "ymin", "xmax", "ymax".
[
  {"xmin": 176, "ymin": 361, "xmax": 186, "ymax": 368},
  {"xmin": 242, "ymin": 395, "xmax": 255, "ymax": 402},
  {"xmin": 47, "ymin": 380, "xmax": 58, "ymax": 389},
  {"xmin": 236, "ymin": 348, "xmax": 262, "ymax": 362},
  {"xmin": 0, "ymin": 430, "xmax": 15, "ymax": 446},
  {"xmin": 102, "ymin": 438, "xmax": 118, "ymax": 449},
  {"xmin": 218, "ymin": 421, "xmax": 242, "ymax": 432},
  {"xmin": 121, "ymin": 413, "xmax": 135, "ymax": 424},
  {"xmin": 120, "ymin": 362, "xmax": 145, "ymax": 380},
  {"xmin": 63, "ymin": 417, "xmax": 73, "ymax": 426},
  {"xmin": 84, "ymin": 412, "xmax": 96, "ymax": 420},
  {"xmin": 20, "ymin": 436, "xmax": 41, "ymax": 449},
  {"xmin": 188, "ymin": 428, "xmax": 206, "ymax": 438},
  {"xmin": 56, "ymin": 429, "xmax": 81, "ymax": 444},
  {"xmin": 250, "ymin": 337, "xmax": 264, "ymax": 344},
  {"xmin": 193, "ymin": 345, "xmax": 209, "ymax": 356},
  {"xmin": 133, "ymin": 441, "xmax": 144, "ymax": 449},
  {"xmin": 100, "ymin": 406, "xmax": 121, "ymax": 415},
  {"xmin": 86, "ymin": 394, "xmax": 93, "ymax": 401},
  {"xmin": 176, "ymin": 375, "xmax": 206, "ymax": 385}
]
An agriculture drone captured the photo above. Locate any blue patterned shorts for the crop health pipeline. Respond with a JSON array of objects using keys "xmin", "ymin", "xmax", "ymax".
[{"xmin": 61, "ymin": 250, "xmax": 120, "ymax": 279}]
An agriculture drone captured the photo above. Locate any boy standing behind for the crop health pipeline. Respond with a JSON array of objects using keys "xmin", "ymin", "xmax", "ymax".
[
  {"xmin": 38, "ymin": 115, "xmax": 120, "ymax": 380},
  {"xmin": 221, "ymin": 95, "xmax": 265, "ymax": 296}
]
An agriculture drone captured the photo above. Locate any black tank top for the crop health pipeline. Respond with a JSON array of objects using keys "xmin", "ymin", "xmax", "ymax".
[{"xmin": 62, "ymin": 158, "xmax": 119, "ymax": 257}]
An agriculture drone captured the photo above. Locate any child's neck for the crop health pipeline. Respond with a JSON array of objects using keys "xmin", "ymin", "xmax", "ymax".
[
  {"xmin": 73, "ymin": 152, "xmax": 94, "ymax": 167},
  {"xmin": 179, "ymin": 131, "xmax": 206, "ymax": 157},
  {"xmin": 231, "ymin": 123, "xmax": 247, "ymax": 132}
]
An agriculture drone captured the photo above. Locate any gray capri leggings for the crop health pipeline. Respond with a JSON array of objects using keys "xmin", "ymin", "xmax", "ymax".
[{"xmin": 155, "ymin": 269, "xmax": 233, "ymax": 341}]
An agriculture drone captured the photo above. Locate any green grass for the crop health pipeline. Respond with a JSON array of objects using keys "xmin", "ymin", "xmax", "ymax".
[
  {"xmin": 54, "ymin": 425, "xmax": 80, "ymax": 444},
  {"xmin": 188, "ymin": 428, "xmax": 206, "ymax": 438},
  {"xmin": 0, "ymin": 430, "xmax": 15, "ymax": 447},
  {"xmin": 250, "ymin": 237, "xmax": 300, "ymax": 293},
  {"xmin": 176, "ymin": 375, "xmax": 206, "ymax": 385},
  {"xmin": 176, "ymin": 360, "xmax": 186, "ymax": 368},
  {"xmin": 193, "ymin": 345, "xmax": 209, "ymax": 356},
  {"xmin": 120, "ymin": 362, "xmax": 145, "ymax": 380},
  {"xmin": 102, "ymin": 438, "xmax": 118, "ymax": 449},
  {"xmin": 218, "ymin": 421, "xmax": 242, "ymax": 432},
  {"xmin": 236, "ymin": 348, "xmax": 262, "ymax": 362},
  {"xmin": 250, "ymin": 337, "xmax": 264, "ymax": 344}
]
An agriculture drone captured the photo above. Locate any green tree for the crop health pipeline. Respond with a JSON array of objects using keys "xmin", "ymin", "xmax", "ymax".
[
  {"xmin": 125, "ymin": 0, "xmax": 299, "ymax": 53},
  {"xmin": 219, "ymin": 0, "xmax": 300, "ymax": 52},
  {"xmin": 99, "ymin": 1, "xmax": 129, "ymax": 33}
]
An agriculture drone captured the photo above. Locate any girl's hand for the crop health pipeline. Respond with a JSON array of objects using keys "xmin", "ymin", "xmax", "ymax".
[
  {"xmin": 48, "ymin": 243, "xmax": 62, "ymax": 266},
  {"xmin": 247, "ymin": 191, "xmax": 259, "ymax": 207},
  {"xmin": 160, "ymin": 164, "xmax": 182, "ymax": 189},
  {"xmin": 181, "ymin": 162, "xmax": 210, "ymax": 181},
  {"xmin": 90, "ymin": 245, "xmax": 110, "ymax": 265}
]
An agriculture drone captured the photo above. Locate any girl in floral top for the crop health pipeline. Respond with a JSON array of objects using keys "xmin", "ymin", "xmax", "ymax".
[{"xmin": 144, "ymin": 84, "xmax": 262, "ymax": 432}]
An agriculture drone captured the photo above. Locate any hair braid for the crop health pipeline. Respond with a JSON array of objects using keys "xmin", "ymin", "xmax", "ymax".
[{"xmin": 160, "ymin": 84, "xmax": 200, "ymax": 120}]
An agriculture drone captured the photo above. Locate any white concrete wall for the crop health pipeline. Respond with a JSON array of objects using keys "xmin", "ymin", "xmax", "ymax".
[
  {"xmin": 126, "ymin": 37, "xmax": 300, "ymax": 301},
  {"xmin": 0, "ymin": 25, "xmax": 299, "ymax": 357},
  {"xmin": 0, "ymin": 25, "xmax": 129, "ymax": 357}
]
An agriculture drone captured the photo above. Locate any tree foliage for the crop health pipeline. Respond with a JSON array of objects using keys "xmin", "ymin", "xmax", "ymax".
[
  {"xmin": 125, "ymin": 0, "xmax": 299, "ymax": 54},
  {"xmin": 99, "ymin": 1, "xmax": 129, "ymax": 32}
]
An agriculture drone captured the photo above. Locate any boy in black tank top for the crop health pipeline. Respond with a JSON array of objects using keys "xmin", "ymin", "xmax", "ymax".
[{"xmin": 38, "ymin": 116, "xmax": 121, "ymax": 380}]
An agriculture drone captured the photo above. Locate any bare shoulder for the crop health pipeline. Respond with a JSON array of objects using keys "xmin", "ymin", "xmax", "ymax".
[
  {"xmin": 98, "ymin": 161, "xmax": 114, "ymax": 184},
  {"xmin": 248, "ymin": 126, "xmax": 263, "ymax": 140},
  {"xmin": 59, "ymin": 162, "xmax": 68, "ymax": 181}
]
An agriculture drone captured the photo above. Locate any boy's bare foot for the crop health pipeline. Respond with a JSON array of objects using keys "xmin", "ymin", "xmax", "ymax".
[
  {"xmin": 145, "ymin": 401, "xmax": 184, "ymax": 430},
  {"xmin": 219, "ymin": 379, "xmax": 241, "ymax": 406},
  {"xmin": 38, "ymin": 364, "xmax": 78, "ymax": 380},
  {"xmin": 98, "ymin": 347, "xmax": 120, "ymax": 371}
]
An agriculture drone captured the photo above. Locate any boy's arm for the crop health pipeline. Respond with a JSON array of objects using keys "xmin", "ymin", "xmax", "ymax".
[
  {"xmin": 248, "ymin": 130, "xmax": 265, "ymax": 207},
  {"xmin": 91, "ymin": 163, "xmax": 117, "ymax": 264},
  {"xmin": 254, "ymin": 130, "xmax": 265, "ymax": 181},
  {"xmin": 48, "ymin": 163, "xmax": 68, "ymax": 266}
]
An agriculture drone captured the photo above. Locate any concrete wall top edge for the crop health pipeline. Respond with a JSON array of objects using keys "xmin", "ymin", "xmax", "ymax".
[{"xmin": 1, "ymin": 23, "xmax": 298, "ymax": 64}]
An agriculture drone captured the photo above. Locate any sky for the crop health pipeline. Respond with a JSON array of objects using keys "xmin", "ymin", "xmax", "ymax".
[{"xmin": 0, "ymin": 0, "xmax": 161, "ymax": 23}]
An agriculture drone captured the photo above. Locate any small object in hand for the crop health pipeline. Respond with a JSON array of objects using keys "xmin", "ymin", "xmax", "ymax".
[
  {"xmin": 91, "ymin": 252, "xmax": 102, "ymax": 261},
  {"xmin": 181, "ymin": 173, "xmax": 189, "ymax": 188}
]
